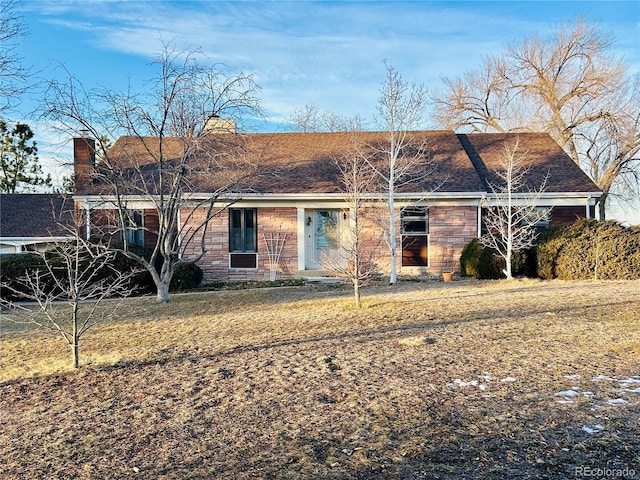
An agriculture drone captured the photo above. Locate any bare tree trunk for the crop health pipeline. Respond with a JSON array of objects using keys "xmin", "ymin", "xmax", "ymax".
[
  {"xmin": 157, "ymin": 280, "xmax": 171, "ymax": 304},
  {"xmin": 72, "ymin": 342, "xmax": 80, "ymax": 369},
  {"xmin": 598, "ymin": 193, "xmax": 608, "ymax": 221},
  {"xmin": 72, "ymin": 302, "xmax": 80, "ymax": 368},
  {"xmin": 353, "ymin": 277, "xmax": 361, "ymax": 308},
  {"xmin": 388, "ymin": 195, "xmax": 397, "ymax": 285}
]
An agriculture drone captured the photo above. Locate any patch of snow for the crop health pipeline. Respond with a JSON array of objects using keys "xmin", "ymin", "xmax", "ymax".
[
  {"xmin": 582, "ymin": 424, "xmax": 605, "ymax": 435},
  {"xmin": 619, "ymin": 378, "xmax": 640, "ymax": 387},
  {"xmin": 564, "ymin": 374, "xmax": 580, "ymax": 380},
  {"xmin": 450, "ymin": 379, "xmax": 478, "ymax": 388},
  {"xmin": 592, "ymin": 375, "xmax": 616, "ymax": 382},
  {"xmin": 607, "ymin": 398, "xmax": 629, "ymax": 406},
  {"xmin": 556, "ymin": 399, "xmax": 574, "ymax": 404},
  {"xmin": 624, "ymin": 387, "xmax": 640, "ymax": 394},
  {"xmin": 501, "ymin": 377, "xmax": 517, "ymax": 383},
  {"xmin": 582, "ymin": 391, "xmax": 595, "ymax": 398},
  {"xmin": 555, "ymin": 390, "xmax": 580, "ymax": 398}
]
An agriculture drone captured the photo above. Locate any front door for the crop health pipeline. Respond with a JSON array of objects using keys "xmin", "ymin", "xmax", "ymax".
[{"xmin": 305, "ymin": 209, "xmax": 340, "ymax": 269}]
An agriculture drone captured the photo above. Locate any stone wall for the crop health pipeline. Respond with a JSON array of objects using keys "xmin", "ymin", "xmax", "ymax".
[
  {"xmin": 425, "ymin": 206, "xmax": 478, "ymax": 274},
  {"xmin": 182, "ymin": 206, "xmax": 298, "ymax": 282}
]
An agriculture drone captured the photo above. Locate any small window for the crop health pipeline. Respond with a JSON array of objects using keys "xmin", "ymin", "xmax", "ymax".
[
  {"xmin": 123, "ymin": 210, "xmax": 144, "ymax": 247},
  {"xmin": 401, "ymin": 207, "xmax": 429, "ymax": 234},
  {"xmin": 522, "ymin": 207, "xmax": 551, "ymax": 229},
  {"xmin": 230, "ymin": 208, "xmax": 257, "ymax": 252}
]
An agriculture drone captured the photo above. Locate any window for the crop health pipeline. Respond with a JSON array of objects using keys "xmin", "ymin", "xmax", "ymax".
[
  {"xmin": 522, "ymin": 207, "xmax": 551, "ymax": 229},
  {"xmin": 123, "ymin": 210, "xmax": 144, "ymax": 247},
  {"xmin": 229, "ymin": 208, "xmax": 258, "ymax": 269},
  {"xmin": 401, "ymin": 207, "xmax": 429, "ymax": 234},
  {"xmin": 230, "ymin": 208, "xmax": 257, "ymax": 252},
  {"xmin": 401, "ymin": 207, "xmax": 429, "ymax": 267}
]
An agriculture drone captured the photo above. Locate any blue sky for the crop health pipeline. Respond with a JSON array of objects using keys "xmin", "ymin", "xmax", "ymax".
[{"xmin": 9, "ymin": 0, "xmax": 640, "ymax": 222}]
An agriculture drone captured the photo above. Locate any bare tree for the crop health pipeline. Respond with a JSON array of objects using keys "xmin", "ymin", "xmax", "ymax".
[
  {"xmin": 371, "ymin": 62, "xmax": 432, "ymax": 285},
  {"xmin": 433, "ymin": 18, "xmax": 640, "ymax": 219},
  {"xmin": 0, "ymin": 0, "xmax": 28, "ymax": 112},
  {"xmin": 42, "ymin": 45, "xmax": 264, "ymax": 303},
  {"xmin": 480, "ymin": 138, "xmax": 549, "ymax": 279},
  {"xmin": 320, "ymin": 128, "xmax": 380, "ymax": 308},
  {"xmin": 288, "ymin": 103, "xmax": 361, "ymax": 132},
  {"xmin": 0, "ymin": 209, "xmax": 137, "ymax": 369}
]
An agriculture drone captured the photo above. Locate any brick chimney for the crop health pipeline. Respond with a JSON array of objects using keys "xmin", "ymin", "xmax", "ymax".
[{"xmin": 73, "ymin": 132, "xmax": 96, "ymax": 194}]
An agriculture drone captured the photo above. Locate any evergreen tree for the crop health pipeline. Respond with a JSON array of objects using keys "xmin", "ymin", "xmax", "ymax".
[{"xmin": 0, "ymin": 119, "xmax": 51, "ymax": 193}]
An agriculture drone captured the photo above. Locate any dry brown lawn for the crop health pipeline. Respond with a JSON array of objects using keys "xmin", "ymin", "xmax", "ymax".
[{"xmin": 1, "ymin": 278, "xmax": 639, "ymax": 479}]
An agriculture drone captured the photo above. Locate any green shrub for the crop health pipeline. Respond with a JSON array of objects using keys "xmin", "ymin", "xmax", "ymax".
[
  {"xmin": 170, "ymin": 263, "xmax": 203, "ymax": 291},
  {"xmin": 460, "ymin": 238, "xmax": 483, "ymax": 277},
  {"xmin": 536, "ymin": 219, "xmax": 640, "ymax": 280},
  {"xmin": 0, "ymin": 242, "xmax": 157, "ymax": 301},
  {"xmin": 0, "ymin": 253, "xmax": 49, "ymax": 300},
  {"xmin": 100, "ymin": 242, "xmax": 156, "ymax": 294},
  {"xmin": 459, "ymin": 238, "xmax": 535, "ymax": 279}
]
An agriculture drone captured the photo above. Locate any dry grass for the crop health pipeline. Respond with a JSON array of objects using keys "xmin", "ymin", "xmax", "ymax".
[{"xmin": 1, "ymin": 278, "xmax": 639, "ymax": 479}]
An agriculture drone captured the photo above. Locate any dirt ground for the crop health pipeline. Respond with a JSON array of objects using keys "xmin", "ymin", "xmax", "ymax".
[{"xmin": 1, "ymin": 279, "xmax": 639, "ymax": 479}]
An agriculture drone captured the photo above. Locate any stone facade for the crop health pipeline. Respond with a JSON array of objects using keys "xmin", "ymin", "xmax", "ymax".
[
  {"xmin": 182, "ymin": 206, "xmax": 298, "ymax": 282},
  {"xmin": 426, "ymin": 206, "xmax": 478, "ymax": 274},
  {"xmin": 182, "ymin": 204, "xmax": 478, "ymax": 282}
]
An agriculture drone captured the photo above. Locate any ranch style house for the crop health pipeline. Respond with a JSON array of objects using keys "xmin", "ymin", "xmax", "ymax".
[{"xmin": 71, "ymin": 124, "xmax": 601, "ymax": 282}]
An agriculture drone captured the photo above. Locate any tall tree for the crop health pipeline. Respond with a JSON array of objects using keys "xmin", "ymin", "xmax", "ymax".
[
  {"xmin": 43, "ymin": 45, "xmax": 263, "ymax": 303},
  {"xmin": 480, "ymin": 138, "xmax": 549, "ymax": 279},
  {"xmin": 0, "ymin": 119, "xmax": 51, "ymax": 192},
  {"xmin": 372, "ymin": 62, "xmax": 432, "ymax": 285},
  {"xmin": 433, "ymin": 18, "xmax": 640, "ymax": 219},
  {"xmin": 0, "ymin": 0, "xmax": 27, "ymax": 112}
]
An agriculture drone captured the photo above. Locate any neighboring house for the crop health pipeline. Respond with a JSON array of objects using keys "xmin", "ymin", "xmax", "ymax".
[
  {"xmin": 72, "ymin": 129, "xmax": 602, "ymax": 282},
  {"xmin": 0, "ymin": 194, "xmax": 74, "ymax": 254}
]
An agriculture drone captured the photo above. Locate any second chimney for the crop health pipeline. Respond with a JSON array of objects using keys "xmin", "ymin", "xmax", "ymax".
[
  {"xmin": 73, "ymin": 133, "xmax": 96, "ymax": 194},
  {"xmin": 203, "ymin": 114, "xmax": 236, "ymax": 134}
]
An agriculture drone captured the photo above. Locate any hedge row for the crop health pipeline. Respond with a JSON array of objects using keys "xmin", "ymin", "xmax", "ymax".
[
  {"xmin": 460, "ymin": 219, "xmax": 640, "ymax": 280},
  {"xmin": 460, "ymin": 239, "xmax": 535, "ymax": 280},
  {"xmin": 1, "ymin": 243, "xmax": 204, "ymax": 301},
  {"xmin": 536, "ymin": 219, "xmax": 640, "ymax": 280}
]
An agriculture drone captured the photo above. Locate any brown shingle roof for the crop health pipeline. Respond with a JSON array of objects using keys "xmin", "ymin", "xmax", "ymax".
[
  {"xmin": 0, "ymin": 194, "xmax": 74, "ymax": 238},
  {"xmin": 458, "ymin": 133, "xmax": 600, "ymax": 193},
  {"xmin": 80, "ymin": 131, "xmax": 600, "ymax": 197}
]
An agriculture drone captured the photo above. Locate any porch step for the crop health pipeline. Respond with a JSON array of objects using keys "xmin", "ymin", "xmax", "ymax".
[{"xmin": 301, "ymin": 276, "xmax": 345, "ymax": 285}]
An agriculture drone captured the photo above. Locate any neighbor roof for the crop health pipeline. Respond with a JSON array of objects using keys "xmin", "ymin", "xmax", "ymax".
[
  {"xmin": 0, "ymin": 194, "xmax": 74, "ymax": 238},
  {"xmin": 78, "ymin": 131, "xmax": 600, "ymax": 197}
]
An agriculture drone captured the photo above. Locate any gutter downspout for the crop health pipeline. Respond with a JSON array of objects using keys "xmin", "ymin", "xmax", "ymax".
[
  {"xmin": 85, "ymin": 204, "xmax": 91, "ymax": 240},
  {"xmin": 477, "ymin": 195, "xmax": 485, "ymax": 238},
  {"xmin": 177, "ymin": 208, "xmax": 182, "ymax": 259}
]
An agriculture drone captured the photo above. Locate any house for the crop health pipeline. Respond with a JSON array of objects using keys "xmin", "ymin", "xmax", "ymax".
[
  {"xmin": 0, "ymin": 194, "xmax": 74, "ymax": 254},
  {"xmin": 71, "ymin": 129, "xmax": 601, "ymax": 282}
]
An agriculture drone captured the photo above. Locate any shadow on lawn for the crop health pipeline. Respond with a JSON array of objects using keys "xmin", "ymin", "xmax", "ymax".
[{"xmin": 101, "ymin": 297, "xmax": 637, "ymax": 375}]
